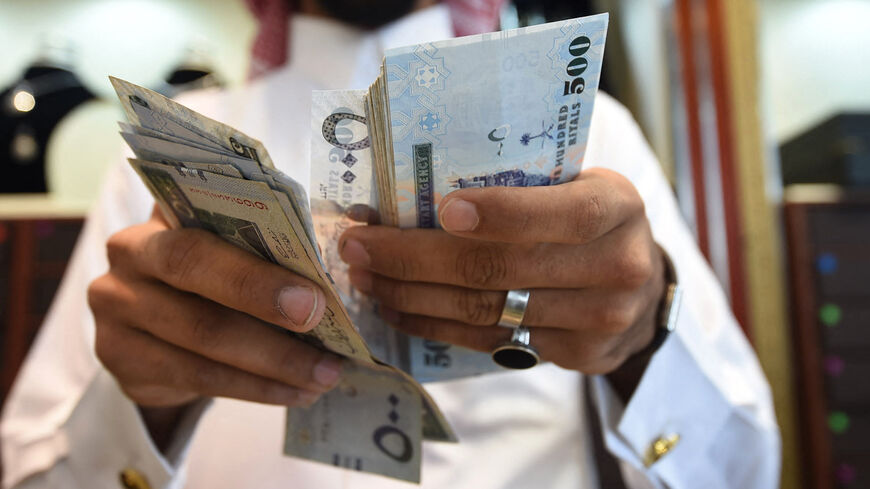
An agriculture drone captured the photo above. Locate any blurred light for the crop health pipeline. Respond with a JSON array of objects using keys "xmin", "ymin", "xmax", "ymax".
[
  {"xmin": 816, "ymin": 252, "xmax": 838, "ymax": 275},
  {"xmin": 11, "ymin": 133, "xmax": 38, "ymax": 162},
  {"xmin": 819, "ymin": 303, "xmax": 842, "ymax": 327},
  {"xmin": 824, "ymin": 355, "xmax": 845, "ymax": 377},
  {"xmin": 836, "ymin": 463, "xmax": 857, "ymax": 485},
  {"xmin": 13, "ymin": 90, "xmax": 36, "ymax": 113},
  {"xmin": 828, "ymin": 411, "xmax": 850, "ymax": 434}
]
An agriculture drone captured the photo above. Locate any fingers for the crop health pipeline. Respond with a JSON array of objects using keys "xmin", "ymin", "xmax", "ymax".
[
  {"xmin": 345, "ymin": 204, "xmax": 381, "ymax": 225},
  {"xmin": 106, "ymin": 220, "xmax": 326, "ymax": 333},
  {"xmin": 349, "ymin": 268, "xmax": 507, "ymax": 325},
  {"xmin": 95, "ymin": 321, "xmax": 323, "ymax": 408},
  {"xmin": 90, "ymin": 205, "xmax": 342, "ymax": 409},
  {"xmin": 437, "ymin": 168, "xmax": 644, "ymax": 244},
  {"xmin": 340, "ymin": 217, "xmax": 655, "ymax": 290},
  {"xmin": 350, "ymin": 267, "xmax": 649, "ymax": 331},
  {"xmin": 96, "ymin": 276, "xmax": 343, "ymax": 394}
]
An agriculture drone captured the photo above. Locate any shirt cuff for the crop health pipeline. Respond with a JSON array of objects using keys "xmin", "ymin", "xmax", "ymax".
[
  {"xmin": 60, "ymin": 369, "xmax": 208, "ymax": 489},
  {"xmin": 589, "ymin": 331, "xmax": 733, "ymax": 488}
]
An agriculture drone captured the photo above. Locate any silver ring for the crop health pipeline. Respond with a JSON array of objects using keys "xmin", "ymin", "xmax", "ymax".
[
  {"xmin": 497, "ymin": 289, "xmax": 530, "ymax": 328},
  {"xmin": 492, "ymin": 325, "xmax": 540, "ymax": 369}
]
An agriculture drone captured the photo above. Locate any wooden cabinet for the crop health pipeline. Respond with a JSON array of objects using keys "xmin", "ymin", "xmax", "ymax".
[
  {"xmin": 0, "ymin": 218, "xmax": 84, "ymax": 408},
  {"xmin": 785, "ymin": 187, "xmax": 870, "ymax": 489}
]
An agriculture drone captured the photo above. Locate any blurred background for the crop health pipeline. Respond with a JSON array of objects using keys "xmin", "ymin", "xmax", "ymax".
[{"xmin": 0, "ymin": 0, "xmax": 868, "ymax": 487}]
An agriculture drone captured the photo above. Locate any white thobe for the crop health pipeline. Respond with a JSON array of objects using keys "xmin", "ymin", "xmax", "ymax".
[{"xmin": 1, "ymin": 6, "xmax": 780, "ymax": 489}]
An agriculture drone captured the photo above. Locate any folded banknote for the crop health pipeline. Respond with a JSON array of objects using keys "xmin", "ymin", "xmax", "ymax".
[
  {"xmin": 111, "ymin": 77, "xmax": 454, "ymax": 483},
  {"xmin": 311, "ymin": 13, "xmax": 609, "ymax": 384}
]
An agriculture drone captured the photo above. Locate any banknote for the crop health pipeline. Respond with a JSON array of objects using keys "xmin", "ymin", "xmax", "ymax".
[
  {"xmin": 309, "ymin": 90, "xmax": 392, "ymax": 358},
  {"xmin": 314, "ymin": 21, "xmax": 614, "ymax": 375},
  {"xmin": 111, "ymin": 76, "xmax": 274, "ymax": 169},
  {"xmin": 114, "ymin": 80, "xmax": 457, "ymax": 482},
  {"xmin": 130, "ymin": 156, "xmax": 454, "ymax": 414},
  {"xmin": 309, "ymin": 88, "xmax": 397, "ymax": 370},
  {"xmin": 377, "ymin": 13, "xmax": 609, "ymax": 228},
  {"xmin": 129, "ymin": 154, "xmax": 456, "ymax": 478},
  {"xmin": 133, "ymin": 157, "xmax": 245, "ymax": 178},
  {"xmin": 128, "ymin": 158, "xmax": 375, "ymax": 360},
  {"xmin": 285, "ymin": 356, "xmax": 461, "ymax": 483},
  {"xmin": 311, "ymin": 89, "xmax": 503, "ymax": 382},
  {"xmin": 122, "ymin": 132, "xmax": 265, "ymax": 179},
  {"xmin": 119, "ymin": 121, "xmax": 241, "ymax": 159},
  {"xmin": 285, "ymin": 361, "xmax": 423, "ymax": 482},
  {"xmin": 264, "ymin": 166, "xmax": 320, "ymax": 259}
]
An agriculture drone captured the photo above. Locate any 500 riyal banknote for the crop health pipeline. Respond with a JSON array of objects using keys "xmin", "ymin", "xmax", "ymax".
[{"xmin": 381, "ymin": 13, "xmax": 608, "ymax": 228}]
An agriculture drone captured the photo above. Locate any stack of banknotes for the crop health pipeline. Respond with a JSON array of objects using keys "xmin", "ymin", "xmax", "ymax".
[{"xmin": 112, "ymin": 11, "xmax": 608, "ymax": 483}]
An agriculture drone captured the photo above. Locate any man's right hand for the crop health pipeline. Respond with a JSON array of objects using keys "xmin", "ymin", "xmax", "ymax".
[{"xmin": 87, "ymin": 206, "xmax": 342, "ymax": 439}]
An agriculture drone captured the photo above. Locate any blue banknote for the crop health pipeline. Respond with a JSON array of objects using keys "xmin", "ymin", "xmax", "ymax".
[
  {"xmin": 312, "ymin": 90, "xmax": 501, "ymax": 382},
  {"xmin": 384, "ymin": 13, "xmax": 609, "ymax": 228}
]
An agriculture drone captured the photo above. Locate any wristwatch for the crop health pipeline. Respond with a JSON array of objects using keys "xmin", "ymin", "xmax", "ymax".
[
  {"xmin": 643, "ymin": 245, "xmax": 682, "ymax": 354},
  {"xmin": 603, "ymin": 245, "xmax": 683, "ymax": 401}
]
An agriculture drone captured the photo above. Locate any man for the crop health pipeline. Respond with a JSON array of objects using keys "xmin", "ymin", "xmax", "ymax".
[{"xmin": 1, "ymin": 0, "xmax": 780, "ymax": 487}]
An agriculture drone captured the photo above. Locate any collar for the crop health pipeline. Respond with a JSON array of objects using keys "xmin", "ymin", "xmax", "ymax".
[{"xmin": 285, "ymin": 4, "xmax": 453, "ymax": 90}]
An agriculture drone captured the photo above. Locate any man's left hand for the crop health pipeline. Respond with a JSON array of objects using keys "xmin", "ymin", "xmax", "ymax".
[{"xmin": 338, "ymin": 168, "xmax": 665, "ymax": 376}]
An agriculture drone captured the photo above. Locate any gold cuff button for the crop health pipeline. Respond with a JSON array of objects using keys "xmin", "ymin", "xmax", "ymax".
[
  {"xmin": 120, "ymin": 468, "xmax": 152, "ymax": 489},
  {"xmin": 643, "ymin": 433, "xmax": 680, "ymax": 467}
]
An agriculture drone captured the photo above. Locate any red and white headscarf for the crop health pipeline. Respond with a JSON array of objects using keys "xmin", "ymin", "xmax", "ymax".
[{"xmin": 245, "ymin": 0, "xmax": 505, "ymax": 78}]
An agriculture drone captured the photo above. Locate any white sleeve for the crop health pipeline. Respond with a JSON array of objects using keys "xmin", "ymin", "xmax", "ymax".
[
  {"xmin": 584, "ymin": 95, "xmax": 781, "ymax": 489},
  {"xmin": 0, "ymin": 161, "xmax": 201, "ymax": 489}
]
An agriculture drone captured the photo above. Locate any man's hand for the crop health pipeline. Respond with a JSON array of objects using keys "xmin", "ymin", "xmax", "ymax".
[
  {"xmin": 88, "ymin": 206, "xmax": 343, "ymax": 444},
  {"xmin": 339, "ymin": 169, "xmax": 665, "ymax": 391}
]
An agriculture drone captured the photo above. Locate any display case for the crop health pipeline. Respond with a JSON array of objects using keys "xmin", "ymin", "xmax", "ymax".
[
  {"xmin": 785, "ymin": 185, "xmax": 870, "ymax": 489},
  {"xmin": 0, "ymin": 196, "xmax": 86, "ymax": 409}
]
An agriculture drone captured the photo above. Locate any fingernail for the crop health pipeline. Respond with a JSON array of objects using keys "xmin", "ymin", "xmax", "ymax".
[
  {"xmin": 440, "ymin": 199, "xmax": 479, "ymax": 232},
  {"xmin": 346, "ymin": 204, "xmax": 374, "ymax": 223},
  {"xmin": 313, "ymin": 356, "xmax": 343, "ymax": 388},
  {"xmin": 296, "ymin": 390, "xmax": 321, "ymax": 407},
  {"xmin": 348, "ymin": 268, "xmax": 373, "ymax": 294},
  {"xmin": 277, "ymin": 286, "xmax": 318, "ymax": 328},
  {"xmin": 380, "ymin": 306, "xmax": 401, "ymax": 324},
  {"xmin": 340, "ymin": 239, "xmax": 370, "ymax": 267}
]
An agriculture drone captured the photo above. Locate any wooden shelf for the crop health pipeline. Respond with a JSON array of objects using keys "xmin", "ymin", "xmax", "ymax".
[{"xmin": 0, "ymin": 194, "xmax": 89, "ymax": 219}]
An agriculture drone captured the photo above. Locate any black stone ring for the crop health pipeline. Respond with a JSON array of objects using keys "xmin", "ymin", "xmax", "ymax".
[{"xmin": 492, "ymin": 326, "xmax": 540, "ymax": 369}]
